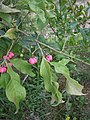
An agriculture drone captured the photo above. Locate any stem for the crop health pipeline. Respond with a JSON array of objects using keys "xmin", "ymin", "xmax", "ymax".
[
  {"xmin": 18, "ymin": 29, "xmax": 28, "ymax": 36},
  {"xmin": 32, "ymin": 48, "xmax": 39, "ymax": 55},
  {"xmin": 0, "ymin": 40, "xmax": 14, "ymax": 66},
  {"xmin": 36, "ymin": 41, "xmax": 45, "ymax": 57},
  {"xmin": 36, "ymin": 40, "xmax": 90, "ymax": 66},
  {"xmin": 6, "ymin": 40, "xmax": 14, "ymax": 56},
  {"xmin": 18, "ymin": 12, "xmax": 30, "ymax": 27},
  {"xmin": 18, "ymin": 29, "xmax": 90, "ymax": 66},
  {"xmin": 59, "ymin": 0, "xmax": 62, "ymax": 17},
  {"xmin": 62, "ymin": 37, "xmax": 68, "ymax": 51},
  {"xmin": 22, "ymin": 75, "xmax": 29, "ymax": 84}
]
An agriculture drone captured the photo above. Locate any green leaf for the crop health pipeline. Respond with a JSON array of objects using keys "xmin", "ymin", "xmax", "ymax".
[
  {"xmin": 37, "ymin": 9, "xmax": 46, "ymax": 23},
  {"xmin": 51, "ymin": 59, "xmax": 84, "ymax": 96},
  {"xmin": 45, "ymin": 2, "xmax": 55, "ymax": 11},
  {"xmin": 10, "ymin": 59, "xmax": 35, "ymax": 77},
  {"xmin": 7, "ymin": 65, "xmax": 20, "ymax": 83},
  {"xmin": 40, "ymin": 58, "xmax": 63, "ymax": 105},
  {"xmin": 0, "ymin": 4, "xmax": 20, "ymax": 13},
  {"xmin": 4, "ymin": 28, "xmax": 16, "ymax": 40},
  {"xmin": 6, "ymin": 80, "xmax": 26, "ymax": 111},
  {"xmin": 45, "ymin": 2, "xmax": 56, "ymax": 19},
  {"xmin": 6, "ymin": 65, "xmax": 26, "ymax": 111},
  {"xmin": 28, "ymin": 2, "xmax": 46, "ymax": 23},
  {"xmin": 36, "ymin": 18, "xmax": 47, "ymax": 30},
  {"xmin": 59, "ymin": 58, "xmax": 70, "ymax": 65},
  {"xmin": 40, "ymin": 58, "xmax": 52, "ymax": 92},
  {"xmin": 0, "ymin": 12, "xmax": 11, "ymax": 25},
  {"xmin": 19, "ymin": 35, "xmax": 36, "ymax": 51},
  {"xmin": 0, "ymin": 73, "xmax": 10, "ymax": 88},
  {"xmin": 66, "ymin": 77, "xmax": 84, "ymax": 95},
  {"xmin": 46, "ymin": 11, "xmax": 56, "ymax": 18},
  {"xmin": 50, "ymin": 61, "xmax": 70, "ymax": 78}
]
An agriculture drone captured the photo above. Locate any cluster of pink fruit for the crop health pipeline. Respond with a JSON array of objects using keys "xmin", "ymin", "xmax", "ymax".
[
  {"xmin": 0, "ymin": 53, "xmax": 53, "ymax": 73},
  {"xmin": 0, "ymin": 52, "xmax": 14, "ymax": 73},
  {"xmin": 29, "ymin": 55, "xmax": 53, "ymax": 65}
]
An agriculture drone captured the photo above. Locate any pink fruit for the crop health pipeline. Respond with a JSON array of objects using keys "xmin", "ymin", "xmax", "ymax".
[
  {"xmin": 8, "ymin": 63, "xmax": 13, "ymax": 67},
  {"xmin": 46, "ymin": 55, "xmax": 53, "ymax": 62},
  {"xmin": 29, "ymin": 57, "xmax": 37, "ymax": 65},
  {"xmin": 0, "ymin": 67, "xmax": 7, "ymax": 73},
  {"xmin": 9, "ymin": 52, "xmax": 14, "ymax": 57},
  {"xmin": 3, "ymin": 56, "xmax": 7, "ymax": 60},
  {"xmin": 33, "ymin": 58, "xmax": 37, "ymax": 64},
  {"xmin": 8, "ymin": 54, "xmax": 13, "ymax": 59},
  {"xmin": 29, "ymin": 58, "xmax": 35, "ymax": 65},
  {"xmin": 3, "ymin": 52, "xmax": 14, "ymax": 60},
  {"xmin": 7, "ymin": 52, "xmax": 14, "ymax": 59},
  {"xmin": 0, "ymin": 67, "xmax": 4, "ymax": 73},
  {"xmin": 3, "ymin": 67, "xmax": 7, "ymax": 73},
  {"xmin": 3, "ymin": 56, "xmax": 10, "ymax": 60}
]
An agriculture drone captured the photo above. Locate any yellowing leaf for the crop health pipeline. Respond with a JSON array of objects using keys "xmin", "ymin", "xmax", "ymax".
[
  {"xmin": 28, "ymin": 2, "xmax": 46, "ymax": 23},
  {"xmin": 6, "ymin": 80, "xmax": 26, "ymax": 111},
  {"xmin": 4, "ymin": 28, "xmax": 16, "ymax": 40},
  {"xmin": 40, "ymin": 58, "xmax": 63, "ymax": 105},
  {"xmin": 7, "ymin": 65, "xmax": 20, "ymax": 83},
  {"xmin": 50, "ymin": 59, "xmax": 84, "ymax": 96},
  {"xmin": 50, "ymin": 60, "xmax": 70, "ymax": 78},
  {"xmin": 66, "ymin": 77, "xmax": 84, "ymax": 95},
  {"xmin": 66, "ymin": 116, "xmax": 70, "ymax": 120},
  {"xmin": 0, "ymin": 12, "xmax": 11, "ymax": 25},
  {"xmin": 0, "ymin": 73, "xmax": 10, "ymax": 88},
  {"xmin": 10, "ymin": 59, "xmax": 35, "ymax": 77},
  {"xmin": 0, "ymin": 4, "xmax": 20, "ymax": 13},
  {"xmin": 6, "ymin": 66, "xmax": 26, "ymax": 112}
]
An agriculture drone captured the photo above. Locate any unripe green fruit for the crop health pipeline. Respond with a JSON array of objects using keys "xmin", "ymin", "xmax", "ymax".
[{"xmin": 20, "ymin": 54, "xmax": 24, "ymax": 57}]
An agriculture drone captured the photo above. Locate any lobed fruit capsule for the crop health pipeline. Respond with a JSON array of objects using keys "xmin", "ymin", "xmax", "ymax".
[
  {"xmin": 3, "ymin": 56, "xmax": 10, "ymax": 60},
  {"xmin": 0, "ymin": 67, "xmax": 7, "ymax": 73},
  {"xmin": 33, "ymin": 58, "xmax": 37, "ymax": 64},
  {"xmin": 8, "ymin": 63, "xmax": 13, "ymax": 67},
  {"xmin": 8, "ymin": 52, "xmax": 14, "ymax": 59},
  {"xmin": 29, "ymin": 57, "xmax": 37, "ymax": 65},
  {"xmin": 9, "ymin": 52, "xmax": 14, "ymax": 57},
  {"xmin": 3, "ymin": 52, "xmax": 14, "ymax": 60},
  {"xmin": 46, "ymin": 55, "xmax": 53, "ymax": 62}
]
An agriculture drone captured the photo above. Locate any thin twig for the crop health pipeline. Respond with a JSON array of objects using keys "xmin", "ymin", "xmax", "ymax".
[
  {"xmin": 32, "ymin": 48, "xmax": 39, "ymax": 55},
  {"xmin": 18, "ymin": 12, "xmax": 30, "ymax": 27},
  {"xmin": 18, "ymin": 29, "xmax": 90, "ymax": 66},
  {"xmin": 36, "ymin": 41, "xmax": 45, "ymax": 57},
  {"xmin": 22, "ymin": 75, "xmax": 29, "ymax": 84},
  {"xmin": 62, "ymin": 37, "xmax": 68, "ymax": 51},
  {"xmin": 6, "ymin": 40, "xmax": 14, "ymax": 56},
  {"xmin": 36, "ymin": 40, "xmax": 90, "ymax": 66},
  {"xmin": 0, "ymin": 40, "xmax": 15, "ymax": 66}
]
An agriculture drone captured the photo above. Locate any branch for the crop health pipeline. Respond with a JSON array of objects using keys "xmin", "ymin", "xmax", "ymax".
[{"xmin": 18, "ymin": 29, "xmax": 90, "ymax": 66}]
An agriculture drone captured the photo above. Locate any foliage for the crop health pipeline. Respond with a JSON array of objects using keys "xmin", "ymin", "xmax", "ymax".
[{"xmin": 0, "ymin": 0, "xmax": 90, "ymax": 116}]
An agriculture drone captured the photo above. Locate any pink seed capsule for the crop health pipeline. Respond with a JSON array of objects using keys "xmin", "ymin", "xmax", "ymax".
[
  {"xmin": 33, "ymin": 58, "xmax": 37, "ymax": 64},
  {"xmin": 0, "ymin": 67, "xmax": 4, "ymax": 73},
  {"xmin": 3, "ymin": 67, "xmax": 7, "ymax": 73},
  {"xmin": 8, "ymin": 54, "xmax": 13, "ymax": 59},
  {"xmin": 46, "ymin": 57, "xmax": 51, "ymax": 62},
  {"xmin": 7, "ymin": 52, "xmax": 14, "ymax": 59},
  {"xmin": 3, "ymin": 56, "xmax": 7, "ymax": 60},
  {"xmin": 0, "ymin": 67, "xmax": 7, "ymax": 73},
  {"xmin": 8, "ymin": 63, "xmax": 13, "ymax": 67},
  {"xmin": 29, "ymin": 58, "xmax": 35, "ymax": 65},
  {"xmin": 9, "ymin": 52, "xmax": 14, "ymax": 57},
  {"xmin": 3, "ymin": 56, "xmax": 10, "ymax": 60},
  {"xmin": 46, "ymin": 55, "xmax": 53, "ymax": 62}
]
